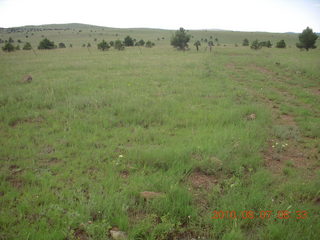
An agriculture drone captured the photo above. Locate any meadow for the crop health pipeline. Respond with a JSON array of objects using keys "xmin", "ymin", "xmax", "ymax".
[{"xmin": 0, "ymin": 24, "xmax": 319, "ymax": 239}]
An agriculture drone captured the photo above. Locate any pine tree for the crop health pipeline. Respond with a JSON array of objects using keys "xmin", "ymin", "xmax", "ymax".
[
  {"xmin": 23, "ymin": 42, "xmax": 32, "ymax": 50},
  {"xmin": 296, "ymin": 27, "xmax": 318, "ymax": 51},
  {"xmin": 170, "ymin": 27, "xmax": 190, "ymax": 51}
]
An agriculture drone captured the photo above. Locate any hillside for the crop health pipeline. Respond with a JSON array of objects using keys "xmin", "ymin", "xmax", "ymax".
[{"xmin": 0, "ymin": 23, "xmax": 303, "ymax": 48}]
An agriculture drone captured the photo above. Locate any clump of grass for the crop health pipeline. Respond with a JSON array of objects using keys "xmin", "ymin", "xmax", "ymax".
[
  {"xmin": 285, "ymin": 160, "xmax": 294, "ymax": 168},
  {"xmin": 273, "ymin": 125, "xmax": 300, "ymax": 140},
  {"xmin": 282, "ymin": 167, "xmax": 293, "ymax": 176},
  {"xmin": 192, "ymin": 155, "xmax": 223, "ymax": 175}
]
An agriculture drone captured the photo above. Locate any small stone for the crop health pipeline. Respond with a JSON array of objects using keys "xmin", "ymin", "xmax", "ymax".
[
  {"xmin": 246, "ymin": 113, "xmax": 256, "ymax": 120},
  {"xmin": 21, "ymin": 75, "xmax": 32, "ymax": 83},
  {"xmin": 140, "ymin": 191, "xmax": 164, "ymax": 200},
  {"xmin": 110, "ymin": 230, "xmax": 127, "ymax": 240}
]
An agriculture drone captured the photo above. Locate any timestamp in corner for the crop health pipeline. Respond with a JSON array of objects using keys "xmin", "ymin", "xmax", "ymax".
[{"xmin": 211, "ymin": 210, "xmax": 310, "ymax": 220}]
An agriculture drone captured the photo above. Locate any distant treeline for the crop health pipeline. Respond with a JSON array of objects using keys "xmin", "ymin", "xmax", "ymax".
[
  {"xmin": 1, "ymin": 26, "xmax": 318, "ymax": 52},
  {"xmin": 0, "ymin": 28, "xmax": 71, "ymax": 33}
]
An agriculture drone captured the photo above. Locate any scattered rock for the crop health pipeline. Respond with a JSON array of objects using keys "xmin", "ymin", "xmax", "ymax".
[
  {"xmin": 21, "ymin": 75, "xmax": 32, "ymax": 83},
  {"xmin": 314, "ymin": 197, "xmax": 320, "ymax": 205},
  {"xmin": 40, "ymin": 145, "xmax": 55, "ymax": 154},
  {"xmin": 140, "ymin": 191, "xmax": 164, "ymax": 200},
  {"xmin": 11, "ymin": 168, "xmax": 24, "ymax": 175},
  {"xmin": 47, "ymin": 157, "xmax": 61, "ymax": 165},
  {"xmin": 280, "ymin": 114, "xmax": 296, "ymax": 126},
  {"xmin": 246, "ymin": 113, "xmax": 256, "ymax": 121},
  {"xmin": 9, "ymin": 164, "xmax": 20, "ymax": 170},
  {"xmin": 119, "ymin": 170, "xmax": 129, "ymax": 178},
  {"xmin": 110, "ymin": 227, "xmax": 127, "ymax": 240}
]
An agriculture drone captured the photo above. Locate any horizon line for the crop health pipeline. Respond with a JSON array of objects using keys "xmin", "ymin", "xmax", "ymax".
[{"xmin": 0, "ymin": 22, "xmax": 306, "ymax": 34}]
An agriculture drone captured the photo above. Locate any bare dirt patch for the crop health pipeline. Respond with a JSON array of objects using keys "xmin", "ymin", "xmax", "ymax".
[
  {"xmin": 128, "ymin": 209, "xmax": 148, "ymax": 225},
  {"xmin": 308, "ymin": 86, "xmax": 320, "ymax": 96},
  {"xmin": 6, "ymin": 176, "xmax": 25, "ymax": 188},
  {"xmin": 166, "ymin": 229, "xmax": 200, "ymax": 240},
  {"xmin": 225, "ymin": 63, "xmax": 236, "ymax": 70},
  {"xmin": 188, "ymin": 171, "xmax": 218, "ymax": 190},
  {"xmin": 74, "ymin": 227, "xmax": 89, "ymax": 240},
  {"xmin": 264, "ymin": 141, "xmax": 306, "ymax": 174},
  {"xmin": 140, "ymin": 191, "xmax": 165, "ymax": 200},
  {"xmin": 250, "ymin": 64, "xmax": 273, "ymax": 75},
  {"xmin": 9, "ymin": 164, "xmax": 20, "ymax": 170},
  {"xmin": 279, "ymin": 114, "xmax": 296, "ymax": 126},
  {"xmin": 47, "ymin": 157, "xmax": 62, "ymax": 165},
  {"xmin": 186, "ymin": 171, "xmax": 219, "ymax": 212},
  {"xmin": 38, "ymin": 157, "xmax": 63, "ymax": 167},
  {"xmin": 5, "ymin": 164, "xmax": 26, "ymax": 188},
  {"xmin": 264, "ymin": 112, "xmax": 317, "ymax": 177},
  {"xmin": 84, "ymin": 166, "xmax": 99, "ymax": 174},
  {"xmin": 10, "ymin": 116, "xmax": 44, "ymax": 127},
  {"xmin": 8, "ymin": 164, "xmax": 24, "ymax": 176}
]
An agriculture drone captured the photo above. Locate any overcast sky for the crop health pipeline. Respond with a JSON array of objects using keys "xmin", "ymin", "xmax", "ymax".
[{"xmin": 0, "ymin": 0, "xmax": 319, "ymax": 32}]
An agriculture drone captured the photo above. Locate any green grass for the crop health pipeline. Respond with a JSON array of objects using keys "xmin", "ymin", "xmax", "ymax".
[{"xmin": 0, "ymin": 25, "xmax": 320, "ymax": 239}]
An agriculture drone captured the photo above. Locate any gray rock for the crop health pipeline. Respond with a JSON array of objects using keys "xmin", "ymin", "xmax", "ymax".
[
  {"xmin": 246, "ymin": 113, "xmax": 256, "ymax": 121},
  {"xmin": 110, "ymin": 230, "xmax": 127, "ymax": 240},
  {"xmin": 21, "ymin": 75, "xmax": 32, "ymax": 83}
]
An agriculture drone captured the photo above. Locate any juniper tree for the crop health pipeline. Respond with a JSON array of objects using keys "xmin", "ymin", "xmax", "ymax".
[
  {"xmin": 97, "ymin": 40, "xmax": 110, "ymax": 51},
  {"xmin": 137, "ymin": 39, "xmax": 145, "ymax": 46},
  {"xmin": 208, "ymin": 41, "xmax": 214, "ymax": 52},
  {"xmin": 145, "ymin": 41, "xmax": 155, "ymax": 48},
  {"xmin": 242, "ymin": 38, "xmax": 249, "ymax": 46},
  {"xmin": 194, "ymin": 40, "xmax": 201, "ymax": 51},
  {"xmin": 114, "ymin": 40, "xmax": 124, "ymax": 50},
  {"xmin": 250, "ymin": 39, "xmax": 261, "ymax": 50},
  {"xmin": 2, "ymin": 42, "xmax": 15, "ymax": 52},
  {"xmin": 58, "ymin": 42, "xmax": 66, "ymax": 48},
  {"xmin": 124, "ymin": 36, "xmax": 134, "ymax": 46},
  {"xmin": 38, "ymin": 38, "xmax": 56, "ymax": 49},
  {"xmin": 276, "ymin": 40, "xmax": 286, "ymax": 48}
]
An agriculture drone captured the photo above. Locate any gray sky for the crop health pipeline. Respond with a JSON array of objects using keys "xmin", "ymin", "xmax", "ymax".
[{"xmin": 0, "ymin": 0, "xmax": 319, "ymax": 32}]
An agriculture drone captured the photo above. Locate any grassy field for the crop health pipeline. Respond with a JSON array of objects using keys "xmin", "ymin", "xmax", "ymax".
[{"xmin": 0, "ymin": 24, "xmax": 320, "ymax": 240}]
